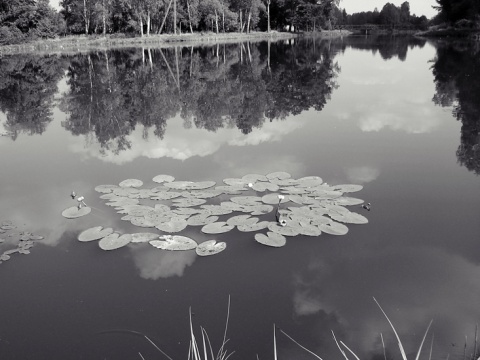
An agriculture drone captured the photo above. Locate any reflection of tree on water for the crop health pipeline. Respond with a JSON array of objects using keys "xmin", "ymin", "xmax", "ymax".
[
  {"xmin": 0, "ymin": 56, "xmax": 66, "ymax": 140},
  {"xmin": 431, "ymin": 42, "xmax": 480, "ymax": 175},
  {"xmin": 59, "ymin": 39, "xmax": 341, "ymax": 151}
]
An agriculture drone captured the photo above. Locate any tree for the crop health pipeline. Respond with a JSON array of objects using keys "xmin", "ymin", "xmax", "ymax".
[{"xmin": 434, "ymin": 0, "xmax": 480, "ymax": 23}]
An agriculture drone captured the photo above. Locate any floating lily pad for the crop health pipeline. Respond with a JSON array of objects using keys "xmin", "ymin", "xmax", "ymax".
[
  {"xmin": 185, "ymin": 189, "xmax": 223, "ymax": 199},
  {"xmin": 155, "ymin": 218, "xmax": 188, "ymax": 233},
  {"xmin": 252, "ymin": 182, "xmax": 280, "ymax": 192},
  {"xmin": 128, "ymin": 206, "xmax": 155, "ymax": 217},
  {"xmin": 152, "ymin": 174, "xmax": 175, "ymax": 183},
  {"xmin": 226, "ymin": 215, "xmax": 259, "ymax": 227},
  {"xmin": 201, "ymin": 222, "xmax": 234, "ymax": 234},
  {"xmin": 317, "ymin": 221, "xmax": 349, "ymax": 235},
  {"xmin": 0, "ymin": 254, "xmax": 11, "ymax": 261},
  {"xmin": 150, "ymin": 235, "xmax": 197, "ymax": 251},
  {"xmin": 266, "ymin": 171, "xmax": 291, "ymax": 180},
  {"xmin": 189, "ymin": 181, "xmax": 217, "ymax": 190},
  {"xmin": 237, "ymin": 221, "xmax": 270, "ymax": 232},
  {"xmin": 330, "ymin": 197, "xmax": 365, "ymax": 206},
  {"xmin": 119, "ymin": 179, "xmax": 143, "ymax": 188},
  {"xmin": 187, "ymin": 214, "xmax": 219, "ymax": 226},
  {"xmin": 261, "ymin": 193, "xmax": 289, "ymax": 205},
  {"xmin": 172, "ymin": 207, "xmax": 201, "ymax": 216},
  {"xmin": 330, "ymin": 212, "xmax": 368, "ymax": 224},
  {"xmin": 196, "ymin": 240, "xmax": 226, "ymax": 256},
  {"xmin": 106, "ymin": 197, "xmax": 139, "ymax": 207},
  {"xmin": 128, "ymin": 189, "xmax": 155, "ymax": 199},
  {"xmin": 62, "ymin": 206, "xmax": 92, "ymax": 219},
  {"xmin": 201, "ymin": 205, "xmax": 233, "ymax": 216},
  {"xmin": 113, "ymin": 187, "xmax": 140, "ymax": 197},
  {"xmin": 95, "ymin": 184, "xmax": 118, "ymax": 193},
  {"xmin": 242, "ymin": 174, "xmax": 268, "ymax": 182},
  {"xmin": 254, "ymin": 232, "xmax": 287, "ymax": 247},
  {"xmin": 230, "ymin": 196, "xmax": 263, "ymax": 206},
  {"xmin": 296, "ymin": 176, "xmax": 324, "ymax": 188},
  {"xmin": 332, "ymin": 184, "xmax": 363, "ymax": 193},
  {"xmin": 151, "ymin": 191, "xmax": 182, "ymax": 200},
  {"xmin": 268, "ymin": 223, "xmax": 300, "ymax": 237},
  {"xmin": 99, "ymin": 233, "xmax": 132, "ymax": 250},
  {"xmin": 130, "ymin": 216, "xmax": 157, "ymax": 228},
  {"xmin": 310, "ymin": 189, "xmax": 343, "ymax": 199},
  {"xmin": 215, "ymin": 185, "xmax": 245, "ymax": 195},
  {"xmin": 223, "ymin": 178, "xmax": 249, "ymax": 187},
  {"xmin": 172, "ymin": 198, "xmax": 206, "ymax": 207},
  {"xmin": 244, "ymin": 204, "xmax": 275, "ymax": 216},
  {"xmin": 164, "ymin": 181, "xmax": 196, "ymax": 190},
  {"xmin": 131, "ymin": 233, "xmax": 160, "ymax": 243},
  {"xmin": 78, "ymin": 226, "xmax": 114, "ymax": 242}
]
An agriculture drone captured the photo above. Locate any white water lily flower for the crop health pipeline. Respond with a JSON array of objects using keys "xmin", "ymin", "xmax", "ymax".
[{"xmin": 278, "ymin": 195, "xmax": 285, "ymax": 200}]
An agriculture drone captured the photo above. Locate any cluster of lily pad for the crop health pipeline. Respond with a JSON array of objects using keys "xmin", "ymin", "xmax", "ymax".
[
  {"xmin": 0, "ymin": 220, "xmax": 44, "ymax": 264},
  {"xmin": 76, "ymin": 172, "xmax": 368, "ymax": 254}
]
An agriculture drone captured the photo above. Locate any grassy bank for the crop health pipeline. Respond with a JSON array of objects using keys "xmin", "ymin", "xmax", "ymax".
[
  {"xmin": 0, "ymin": 31, "xmax": 298, "ymax": 56},
  {"xmin": 416, "ymin": 27, "xmax": 480, "ymax": 39}
]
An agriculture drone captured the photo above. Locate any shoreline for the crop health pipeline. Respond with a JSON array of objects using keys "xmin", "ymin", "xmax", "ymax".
[
  {"xmin": 0, "ymin": 30, "xmax": 359, "ymax": 56},
  {"xmin": 0, "ymin": 32, "xmax": 298, "ymax": 56}
]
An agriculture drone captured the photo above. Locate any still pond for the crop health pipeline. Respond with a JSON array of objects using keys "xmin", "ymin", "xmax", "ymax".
[{"xmin": 0, "ymin": 36, "xmax": 479, "ymax": 360}]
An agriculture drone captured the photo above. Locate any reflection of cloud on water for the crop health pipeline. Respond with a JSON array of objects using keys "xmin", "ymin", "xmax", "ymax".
[
  {"xmin": 291, "ymin": 246, "xmax": 480, "ymax": 359},
  {"xmin": 68, "ymin": 116, "xmax": 308, "ymax": 164},
  {"xmin": 345, "ymin": 167, "xmax": 380, "ymax": 184},
  {"xmin": 130, "ymin": 244, "xmax": 196, "ymax": 280},
  {"xmin": 358, "ymin": 107, "xmax": 440, "ymax": 134}
]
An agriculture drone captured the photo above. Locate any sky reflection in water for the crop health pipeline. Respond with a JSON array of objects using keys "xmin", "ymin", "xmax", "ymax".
[{"xmin": 0, "ymin": 37, "xmax": 479, "ymax": 360}]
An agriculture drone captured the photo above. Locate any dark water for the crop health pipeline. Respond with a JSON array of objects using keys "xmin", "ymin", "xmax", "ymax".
[{"xmin": 0, "ymin": 36, "xmax": 479, "ymax": 360}]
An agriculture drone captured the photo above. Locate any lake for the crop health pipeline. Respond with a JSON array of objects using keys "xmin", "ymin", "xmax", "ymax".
[{"xmin": 0, "ymin": 36, "xmax": 479, "ymax": 360}]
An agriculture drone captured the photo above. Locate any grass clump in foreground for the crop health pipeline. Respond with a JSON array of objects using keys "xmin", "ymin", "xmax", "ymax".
[{"xmin": 122, "ymin": 296, "xmax": 441, "ymax": 360}]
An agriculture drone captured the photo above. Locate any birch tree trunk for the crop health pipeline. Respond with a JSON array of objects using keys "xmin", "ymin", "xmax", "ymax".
[
  {"xmin": 147, "ymin": 11, "xmax": 151, "ymax": 36},
  {"xmin": 239, "ymin": 10, "xmax": 242, "ymax": 33},
  {"xmin": 102, "ymin": 0, "xmax": 106, "ymax": 36},
  {"xmin": 267, "ymin": 0, "xmax": 271, "ymax": 33},
  {"xmin": 173, "ymin": 0, "xmax": 177, "ymax": 34},
  {"xmin": 247, "ymin": 11, "xmax": 251, "ymax": 33},
  {"xmin": 83, "ymin": 0, "xmax": 88, "ymax": 34},
  {"xmin": 139, "ymin": 16, "xmax": 144, "ymax": 37},
  {"xmin": 187, "ymin": 0, "xmax": 193, "ymax": 33},
  {"xmin": 215, "ymin": 9, "xmax": 219, "ymax": 34}
]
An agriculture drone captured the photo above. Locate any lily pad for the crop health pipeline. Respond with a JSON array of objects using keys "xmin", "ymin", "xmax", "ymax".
[
  {"xmin": 131, "ymin": 233, "xmax": 160, "ymax": 243},
  {"xmin": 252, "ymin": 182, "xmax": 280, "ymax": 192},
  {"xmin": 95, "ymin": 184, "xmax": 118, "ymax": 193},
  {"xmin": 254, "ymin": 232, "xmax": 287, "ymax": 247},
  {"xmin": 237, "ymin": 221, "xmax": 270, "ymax": 232},
  {"xmin": 119, "ymin": 179, "xmax": 143, "ymax": 188},
  {"xmin": 330, "ymin": 197, "xmax": 365, "ymax": 206},
  {"xmin": 150, "ymin": 235, "xmax": 197, "ymax": 251},
  {"xmin": 201, "ymin": 222, "xmax": 235, "ymax": 234},
  {"xmin": 155, "ymin": 218, "xmax": 188, "ymax": 233},
  {"xmin": 230, "ymin": 196, "xmax": 263, "ymax": 206},
  {"xmin": 317, "ymin": 221, "xmax": 349, "ymax": 235},
  {"xmin": 99, "ymin": 233, "xmax": 132, "ymax": 250},
  {"xmin": 332, "ymin": 184, "xmax": 363, "ymax": 193},
  {"xmin": 152, "ymin": 174, "xmax": 175, "ymax": 183},
  {"xmin": 172, "ymin": 198, "xmax": 206, "ymax": 207},
  {"xmin": 223, "ymin": 178, "xmax": 249, "ymax": 187},
  {"xmin": 242, "ymin": 174, "xmax": 268, "ymax": 182},
  {"xmin": 329, "ymin": 212, "xmax": 368, "ymax": 224},
  {"xmin": 266, "ymin": 171, "xmax": 291, "ymax": 180},
  {"xmin": 130, "ymin": 216, "xmax": 157, "ymax": 228},
  {"xmin": 151, "ymin": 191, "xmax": 182, "ymax": 200},
  {"xmin": 187, "ymin": 214, "xmax": 219, "ymax": 226},
  {"xmin": 196, "ymin": 240, "xmax": 226, "ymax": 256},
  {"xmin": 226, "ymin": 215, "xmax": 259, "ymax": 227},
  {"xmin": 78, "ymin": 226, "xmax": 114, "ymax": 242},
  {"xmin": 261, "ymin": 193, "xmax": 290, "ymax": 205},
  {"xmin": 201, "ymin": 205, "xmax": 233, "ymax": 216},
  {"xmin": 62, "ymin": 206, "xmax": 92, "ymax": 219},
  {"xmin": 268, "ymin": 223, "xmax": 300, "ymax": 237}
]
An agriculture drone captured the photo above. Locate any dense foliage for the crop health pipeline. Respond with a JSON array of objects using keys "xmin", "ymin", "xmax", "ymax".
[
  {"xmin": 431, "ymin": 42, "xmax": 480, "ymax": 174},
  {"xmin": 0, "ymin": 0, "xmax": 64, "ymax": 44},
  {"xmin": 433, "ymin": 0, "xmax": 480, "ymax": 24}
]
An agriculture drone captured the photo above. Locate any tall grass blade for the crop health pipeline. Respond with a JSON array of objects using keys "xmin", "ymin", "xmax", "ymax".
[
  {"xmin": 144, "ymin": 335, "xmax": 174, "ymax": 360},
  {"xmin": 201, "ymin": 327, "xmax": 208, "ymax": 360},
  {"xmin": 373, "ymin": 297, "xmax": 408, "ymax": 360},
  {"xmin": 201, "ymin": 327, "xmax": 215, "ymax": 360},
  {"xmin": 139, "ymin": 352, "xmax": 146, "ymax": 360},
  {"xmin": 217, "ymin": 295, "xmax": 231, "ymax": 360},
  {"xmin": 474, "ymin": 324, "xmax": 478, "ymax": 360},
  {"xmin": 429, "ymin": 333, "xmax": 434, "ymax": 360},
  {"xmin": 464, "ymin": 336, "xmax": 468, "ymax": 360},
  {"xmin": 274, "ymin": 324, "xmax": 278, "ymax": 360},
  {"xmin": 414, "ymin": 320, "xmax": 433, "ymax": 360},
  {"xmin": 340, "ymin": 341, "xmax": 361, "ymax": 360},
  {"xmin": 189, "ymin": 307, "xmax": 200, "ymax": 360},
  {"xmin": 279, "ymin": 328, "xmax": 323, "ymax": 360},
  {"xmin": 381, "ymin": 333, "xmax": 387, "ymax": 360},
  {"xmin": 332, "ymin": 331, "xmax": 349, "ymax": 360}
]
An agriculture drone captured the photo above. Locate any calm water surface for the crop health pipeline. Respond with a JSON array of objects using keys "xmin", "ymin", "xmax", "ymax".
[{"xmin": 0, "ymin": 36, "xmax": 479, "ymax": 360}]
